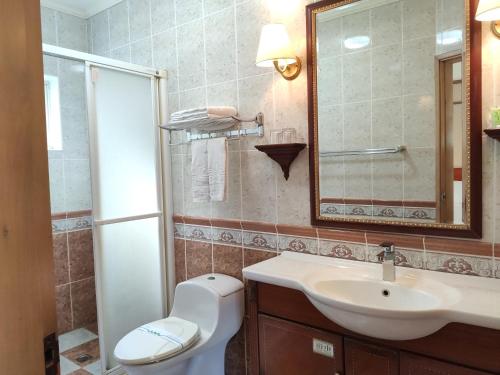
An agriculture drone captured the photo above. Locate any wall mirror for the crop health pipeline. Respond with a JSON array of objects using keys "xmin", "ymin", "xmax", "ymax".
[{"xmin": 307, "ymin": 0, "xmax": 482, "ymax": 237}]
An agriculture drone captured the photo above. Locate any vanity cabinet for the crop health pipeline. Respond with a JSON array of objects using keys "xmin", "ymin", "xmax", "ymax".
[
  {"xmin": 259, "ymin": 315, "xmax": 343, "ymax": 374},
  {"xmin": 400, "ymin": 352, "xmax": 492, "ymax": 375},
  {"xmin": 345, "ymin": 339, "xmax": 398, "ymax": 375},
  {"xmin": 248, "ymin": 282, "xmax": 500, "ymax": 375}
]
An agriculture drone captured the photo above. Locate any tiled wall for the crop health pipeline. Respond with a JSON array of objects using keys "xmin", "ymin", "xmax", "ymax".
[
  {"xmin": 41, "ymin": 6, "xmax": 89, "ymax": 52},
  {"xmin": 52, "ymin": 214, "xmax": 97, "ymax": 334},
  {"xmin": 79, "ymin": 0, "xmax": 498, "ymax": 244},
  {"xmin": 317, "ymin": 0, "xmax": 464, "ymax": 204}
]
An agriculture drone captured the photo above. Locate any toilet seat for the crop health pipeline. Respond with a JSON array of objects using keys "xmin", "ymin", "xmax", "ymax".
[{"xmin": 114, "ymin": 317, "xmax": 200, "ymax": 365}]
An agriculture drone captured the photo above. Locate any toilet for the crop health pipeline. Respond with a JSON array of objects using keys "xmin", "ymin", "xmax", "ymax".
[{"xmin": 114, "ymin": 274, "xmax": 244, "ymax": 375}]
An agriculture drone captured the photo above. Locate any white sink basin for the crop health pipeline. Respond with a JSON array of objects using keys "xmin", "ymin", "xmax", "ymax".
[
  {"xmin": 242, "ymin": 251, "xmax": 500, "ymax": 341},
  {"xmin": 310, "ymin": 279, "xmax": 441, "ymax": 311},
  {"xmin": 303, "ymin": 275, "xmax": 460, "ymax": 340}
]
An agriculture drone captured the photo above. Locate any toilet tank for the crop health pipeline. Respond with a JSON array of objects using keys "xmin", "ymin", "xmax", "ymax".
[{"xmin": 170, "ymin": 274, "xmax": 244, "ymax": 337}]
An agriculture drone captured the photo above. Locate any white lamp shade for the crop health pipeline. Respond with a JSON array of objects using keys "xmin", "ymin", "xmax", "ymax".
[
  {"xmin": 256, "ymin": 24, "xmax": 296, "ymax": 67},
  {"xmin": 476, "ymin": 0, "xmax": 500, "ymax": 21}
]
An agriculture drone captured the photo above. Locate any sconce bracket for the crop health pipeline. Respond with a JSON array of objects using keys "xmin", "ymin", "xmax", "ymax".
[
  {"xmin": 274, "ymin": 57, "xmax": 302, "ymax": 81},
  {"xmin": 491, "ymin": 21, "xmax": 500, "ymax": 38}
]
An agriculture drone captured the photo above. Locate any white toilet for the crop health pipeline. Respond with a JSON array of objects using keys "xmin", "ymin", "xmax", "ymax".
[{"xmin": 114, "ymin": 274, "xmax": 244, "ymax": 375}]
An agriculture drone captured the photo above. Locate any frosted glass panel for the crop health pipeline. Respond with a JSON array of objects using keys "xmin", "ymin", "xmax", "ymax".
[
  {"xmin": 98, "ymin": 218, "xmax": 163, "ymax": 370},
  {"xmin": 92, "ymin": 67, "xmax": 158, "ymax": 219}
]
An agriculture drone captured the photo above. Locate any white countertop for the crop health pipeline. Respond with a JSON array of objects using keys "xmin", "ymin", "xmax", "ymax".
[{"xmin": 242, "ymin": 251, "xmax": 500, "ymax": 333}]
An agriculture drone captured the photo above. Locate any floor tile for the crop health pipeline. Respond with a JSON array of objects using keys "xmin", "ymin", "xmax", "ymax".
[
  {"xmin": 59, "ymin": 328, "xmax": 98, "ymax": 352},
  {"xmin": 84, "ymin": 359, "xmax": 102, "ymax": 375},
  {"xmin": 68, "ymin": 370, "xmax": 92, "ymax": 375},
  {"xmin": 60, "ymin": 356, "xmax": 80, "ymax": 375},
  {"xmin": 62, "ymin": 338, "xmax": 100, "ymax": 367}
]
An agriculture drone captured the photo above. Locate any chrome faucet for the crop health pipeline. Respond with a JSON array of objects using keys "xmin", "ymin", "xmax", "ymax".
[{"xmin": 377, "ymin": 242, "xmax": 396, "ymax": 282}]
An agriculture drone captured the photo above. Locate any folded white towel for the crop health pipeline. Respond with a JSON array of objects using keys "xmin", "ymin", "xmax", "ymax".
[
  {"xmin": 207, "ymin": 138, "xmax": 227, "ymax": 202},
  {"xmin": 165, "ymin": 116, "xmax": 238, "ymax": 131},
  {"xmin": 191, "ymin": 140, "xmax": 210, "ymax": 203},
  {"xmin": 170, "ymin": 106, "xmax": 238, "ymax": 121}
]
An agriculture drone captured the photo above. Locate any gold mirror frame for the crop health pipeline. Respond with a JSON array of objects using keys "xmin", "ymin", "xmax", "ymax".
[{"xmin": 306, "ymin": 0, "xmax": 482, "ymax": 238}]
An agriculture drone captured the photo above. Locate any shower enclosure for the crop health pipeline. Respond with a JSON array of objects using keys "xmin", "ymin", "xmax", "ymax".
[{"xmin": 43, "ymin": 44, "xmax": 170, "ymax": 375}]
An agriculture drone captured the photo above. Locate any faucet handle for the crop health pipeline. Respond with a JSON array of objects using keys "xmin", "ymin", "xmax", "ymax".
[
  {"xmin": 378, "ymin": 242, "xmax": 395, "ymax": 262},
  {"xmin": 376, "ymin": 251, "xmax": 386, "ymax": 262}
]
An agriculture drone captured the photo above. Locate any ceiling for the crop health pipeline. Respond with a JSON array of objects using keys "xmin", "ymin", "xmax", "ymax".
[{"xmin": 41, "ymin": 0, "xmax": 122, "ymax": 18}]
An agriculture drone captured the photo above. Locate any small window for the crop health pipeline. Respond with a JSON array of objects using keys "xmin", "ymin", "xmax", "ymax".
[{"xmin": 44, "ymin": 75, "xmax": 62, "ymax": 151}]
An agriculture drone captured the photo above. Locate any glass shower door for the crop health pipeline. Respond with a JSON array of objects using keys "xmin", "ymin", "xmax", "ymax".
[{"xmin": 87, "ymin": 65, "xmax": 165, "ymax": 372}]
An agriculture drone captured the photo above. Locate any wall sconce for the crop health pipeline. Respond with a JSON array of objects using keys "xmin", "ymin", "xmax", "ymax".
[
  {"xmin": 256, "ymin": 24, "xmax": 302, "ymax": 80},
  {"xmin": 476, "ymin": 0, "xmax": 500, "ymax": 38}
]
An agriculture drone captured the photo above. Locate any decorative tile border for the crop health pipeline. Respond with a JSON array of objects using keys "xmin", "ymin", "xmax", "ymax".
[
  {"xmin": 319, "ymin": 240, "xmax": 366, "ymax": 261},
  {"xmin": 242, "ymin": 231, "xmax": 277, "ymax": 251},
  {"xmin": 366, "ymin": 245, "xmax": 425, "ymax": 269},
  {"xmin": 425, "ymin": 252, "xmax": 492, "ymax": 278},
  {"xmin": 212, "ymin": 227, "xmax": 242, "ymax": 246},
  {"xmin": 184, "ymin": 224, "xmax": 212, "ymax": 242},
  {"xmin": 174, "ymin": 223, "xmax": 185, "ymax": 238},
  {"xmin": 320, "ymin": 203, "xmax": 436, "ymax": 222},
  {"xmin": 494, "ymin": 260, "xmax": 500, "ymax": 278},
  {"xmin": 171, "ymin": 216, "xmax": 496, "ymax": 278},
  {"xmin": 404, "ymin": 207, "xmax": 436, "ymax": 221},
  {"xmin": 278, "ymin": 235, "xmax": 318, "ymax": 255},
  {"xmin": 52, "ymin": 215, "xmax": 92, "ymax": 233}
]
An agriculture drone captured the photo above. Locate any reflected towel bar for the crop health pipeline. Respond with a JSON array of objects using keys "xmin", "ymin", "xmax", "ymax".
[{"xmin": 320, "ymin": 145, "xmax": 407, "ymax": 157}]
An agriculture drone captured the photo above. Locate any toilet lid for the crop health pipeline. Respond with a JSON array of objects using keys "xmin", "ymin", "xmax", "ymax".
[{"xmin": 114, "ymin": 317, "xmax": 200, "ymax": 365}]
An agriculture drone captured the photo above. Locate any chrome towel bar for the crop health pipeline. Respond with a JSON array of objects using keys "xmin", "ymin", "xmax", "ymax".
[{"xmin": 319, "ymin": 145, "xmax": 407, "ymax": 157}]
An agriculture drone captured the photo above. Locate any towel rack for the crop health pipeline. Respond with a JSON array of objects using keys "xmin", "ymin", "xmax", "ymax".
[
  {"xmin": 163, "ymin": 112, "xmax": 264, "ymax": 145},
  {"xmin": 319, "ymin": 145, "xmax": 406, "ymax": 157}
]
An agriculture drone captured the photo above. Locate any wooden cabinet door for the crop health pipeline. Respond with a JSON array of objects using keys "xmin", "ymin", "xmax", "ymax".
[
  {"xmin": 0, "ymin": 0, "xmax": 57, "ymax": 373},
  {"xmin": 400, "ymin": 352, "xmax": 493, "ymax": 375},
  {"xmin": 259, "ymin": 314, "xmax": 343, "ymax": 375},
  {"xmin": 345, "ymin": 338, "xmax": 399, "ymax": 375}
]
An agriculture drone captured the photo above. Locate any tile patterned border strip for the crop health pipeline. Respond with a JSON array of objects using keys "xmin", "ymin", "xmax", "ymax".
[
  {"xmin": 172, "ymin": 216, "xmax": 498, "ymax": 279},
  {"xmin": 320, "ymin": 203, "xmax": 437, "ymax": 221},
  {"xmin": 52, "ymin": 216, "xmax": 93, "ymax": 233}
]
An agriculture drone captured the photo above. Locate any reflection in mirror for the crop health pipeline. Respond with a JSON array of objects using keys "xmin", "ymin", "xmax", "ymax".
[{"xmin": 314, "ymin": 0, "xmax": 467, "ymax": 226}]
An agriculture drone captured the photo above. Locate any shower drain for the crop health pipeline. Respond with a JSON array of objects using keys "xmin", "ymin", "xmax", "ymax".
[{"xmin": 76, "ymin": 354, "xmax": 92, "ymax": 363}]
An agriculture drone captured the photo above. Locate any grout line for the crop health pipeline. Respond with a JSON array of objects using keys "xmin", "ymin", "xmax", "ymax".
[
  {"xmin": 65, "ymin": 231, "xmax": 75, "ymax": 330},
  {"xmin": 172, "ymin": 0, "xmax": 182, "ymax": 110},
  {"xmin": 54, "ymin": 9, "xmax": 60, "ymax": 46}
]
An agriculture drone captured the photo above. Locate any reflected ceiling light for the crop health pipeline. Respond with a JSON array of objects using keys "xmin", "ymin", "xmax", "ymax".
[
  {"xmin": 343, "ymin": 36, "xmax": 370, "ymax": 50},
  {"xmin": 437, "ymin": 30, "xmax": 463, "ymax": 45},
  {"xmin": 475, "ymin": 0, "xmax": 500, "ymax": 38},
  {"xmin": 256, "ymin": 24, "xmax": 302, "ymax": 80}
]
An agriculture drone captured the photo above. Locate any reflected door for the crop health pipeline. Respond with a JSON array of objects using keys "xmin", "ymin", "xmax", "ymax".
[{"xmin": 87, "ymin": 65, "xmax": 165, "ymax": 372}]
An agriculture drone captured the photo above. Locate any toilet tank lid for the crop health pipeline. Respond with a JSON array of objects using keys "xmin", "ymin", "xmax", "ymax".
[{"xmin": 184, "ymin": 274, "xmax": 243, "ymax": 297}]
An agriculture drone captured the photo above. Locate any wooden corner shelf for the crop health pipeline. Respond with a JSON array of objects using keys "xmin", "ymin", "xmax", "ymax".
[
  {"xmin": 484, "ymin": 128, "xmax": 500, "ymax": 140},
  {"xmin": 255, "ymin": 143, "xmax": 306, "ymax": 180}
]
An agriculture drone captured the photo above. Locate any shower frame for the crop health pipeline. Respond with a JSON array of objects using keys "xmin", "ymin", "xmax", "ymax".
[{"xmin": 42, "ymin": 43, "xmax": 175, "ymax": 375}]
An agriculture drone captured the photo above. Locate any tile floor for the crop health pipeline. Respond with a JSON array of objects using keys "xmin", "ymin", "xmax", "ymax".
[{"xmin": 59, "ymin": 327, "xmax": 101, "ymax": 375}]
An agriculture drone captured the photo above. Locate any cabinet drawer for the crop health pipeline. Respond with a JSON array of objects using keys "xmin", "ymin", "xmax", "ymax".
[{"xmin": 259, "ymin": 314, "xmax": 343, "ymax": 375}]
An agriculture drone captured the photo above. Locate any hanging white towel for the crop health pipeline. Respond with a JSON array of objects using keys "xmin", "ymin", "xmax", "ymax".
[
  {"xmin": 207, "ymin": 138, "xmax": 227, "ymax": 202},
  {"xmin": 191, "ymin": 140, "xmax": 210, "ymax": 203}
]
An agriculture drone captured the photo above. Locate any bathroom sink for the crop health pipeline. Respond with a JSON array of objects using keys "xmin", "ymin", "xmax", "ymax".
[
  {"xmin": 242, "ymin": 251, "xmax": 500, "ymax": 341},
  {"xmin": 310, "ymin": 279, "xmax": 441, "ymax": 311},
  {"xmin": 302, "ymin": 275, "xmax": 460, "ymax": 340}
]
